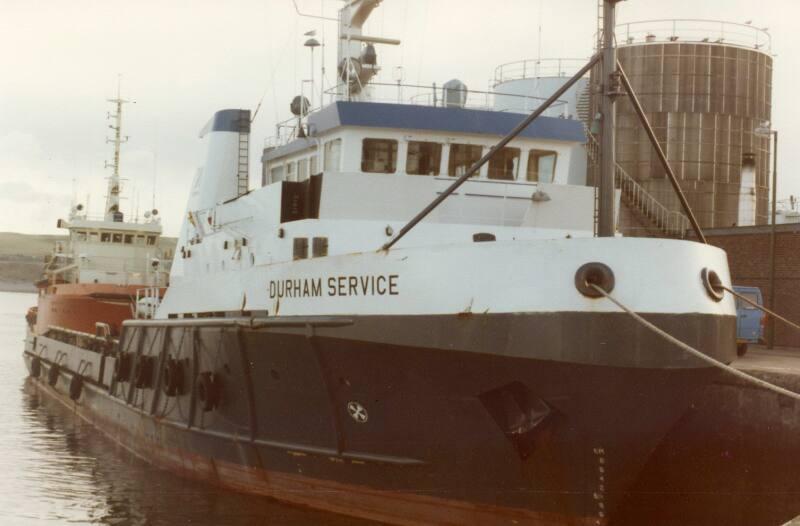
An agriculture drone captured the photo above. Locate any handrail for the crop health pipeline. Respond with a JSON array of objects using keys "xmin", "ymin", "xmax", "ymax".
[
  {"xmin": 615, "ymin": 19, "xmax": 771, "ymax": 52},
  {"xmin": 493, "ymin": 58, "xmax": 589, "ymax": 86},
  {"xmin": 585, "ymin": 131, "xmax": 689, "ymax": 237},
  {"xmin": 135, "ymin": 287, "xmax": 162, "ymax": 320},
  {"xmin": 264, "ymin": 80, "xmax": 572, "ymax": 149},
  {"xmin": 66, "ymin": 214, "xmax": 163, "ymax": 227}
]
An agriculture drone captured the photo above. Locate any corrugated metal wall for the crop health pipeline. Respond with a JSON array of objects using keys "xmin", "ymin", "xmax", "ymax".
[{"xmin": 608, "ymin": 42, "xmax": 773, "ymax": 228}]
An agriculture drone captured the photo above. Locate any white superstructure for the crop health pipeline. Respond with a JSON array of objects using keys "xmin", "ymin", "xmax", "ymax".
[
  {"xmin": 157, "ymin": 0, "xmax": 732, "ymax": 329},
  {"xmin": 43, "ymin": 93, "xmax": 171, "ymax": 288}
]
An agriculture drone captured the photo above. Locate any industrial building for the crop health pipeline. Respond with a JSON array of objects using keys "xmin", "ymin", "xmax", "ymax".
[
  {"xmin": 493, "ymin": 19, "xmax": 775, "ymax": 237},
  {"xmin": 692, "ymin": 224, "xmax": 800, "ymax": 348},
  {"xmin": 611, "ymin": 20, "xmax": 774, "ymax": 231}
]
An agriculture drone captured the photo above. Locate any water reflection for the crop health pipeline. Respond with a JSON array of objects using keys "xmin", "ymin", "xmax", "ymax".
[
  {"xmin": 13, "ymin": 381, "xmax": 376, "ymax": 526},
  {"xmin": 16, "ymin": 381, "xmax": 376, "ymax": 526}
]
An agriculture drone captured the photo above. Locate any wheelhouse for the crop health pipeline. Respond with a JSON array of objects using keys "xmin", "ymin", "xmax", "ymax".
[{"xmin": 261, "ymin": 101, "xmax": 586, "ymax": 188}]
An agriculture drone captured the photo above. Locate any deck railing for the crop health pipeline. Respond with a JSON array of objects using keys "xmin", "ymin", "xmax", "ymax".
[{"xmin": 265, "ymin": 81, "xmax": 571, "ymax": 149}]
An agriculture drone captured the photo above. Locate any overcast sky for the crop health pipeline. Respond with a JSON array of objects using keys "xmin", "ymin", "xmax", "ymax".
[{"xmin": 1, "ymin": 0, "xmax": 798, "ymax": 236}]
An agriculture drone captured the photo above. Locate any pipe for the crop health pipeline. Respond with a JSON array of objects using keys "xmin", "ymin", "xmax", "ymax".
[{"xmin": 768, "ymin": 130, "xmax": 778, "ymax": 349}]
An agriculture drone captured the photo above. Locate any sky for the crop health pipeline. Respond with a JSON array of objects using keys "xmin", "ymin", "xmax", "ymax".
[{"xmin": 1, "ymin": 0, "xmax": 798, "ymax": 236}]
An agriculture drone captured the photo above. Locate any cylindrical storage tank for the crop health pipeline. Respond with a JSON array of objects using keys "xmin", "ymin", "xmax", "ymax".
[
  {"xmin": 493, "ymin": 59, "xmax": 590, "ymax": 119},
  {"xmin": 609, "ymin": 21, "xmax": 773, "ymax": 228}
]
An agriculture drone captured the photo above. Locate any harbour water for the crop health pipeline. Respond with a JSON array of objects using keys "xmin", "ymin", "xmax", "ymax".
[{"xmin": 0, "ymin": 291, "xmax": 373, "ymax": 526}]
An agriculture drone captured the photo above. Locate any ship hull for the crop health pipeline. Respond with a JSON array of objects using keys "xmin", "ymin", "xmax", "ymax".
[
  {"xmin": 23, "ymin": 310, "xmax": 735, "ymax": 525},
  {"xmin": 34, "ymin": 283, "xmax": 151, "ymax": 336}
]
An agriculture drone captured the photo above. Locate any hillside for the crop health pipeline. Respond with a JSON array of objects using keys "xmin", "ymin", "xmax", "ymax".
[
  {"xmin": 0, "ymin": 233, "xmax": 65, "ymax": 292},
  {"xmin": 0, "ymin": 232, "xmax": 65, "ymax": 258},
  {"xmin": 0, "ymin": 232, "xmax": 176, "ymax": 292}
]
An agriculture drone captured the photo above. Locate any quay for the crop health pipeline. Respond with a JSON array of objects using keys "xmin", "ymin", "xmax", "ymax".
[{"xmin": 615, "ymin": 346, "xmax": 800, "ymax": 526}]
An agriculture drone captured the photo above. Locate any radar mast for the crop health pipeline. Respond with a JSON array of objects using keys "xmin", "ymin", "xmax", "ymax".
[{"xmin": 105, "ymin": 78, "xmax": 129, "ymax": 221}]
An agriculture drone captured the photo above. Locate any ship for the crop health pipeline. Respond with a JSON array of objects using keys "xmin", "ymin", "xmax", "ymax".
[
  {"xmin": 26, "ymin": 88, "xmax": 170, "ymax": 352},
  {"xmin": 23, "ymin": 1, "xmax": 748, "ymax": 524}
]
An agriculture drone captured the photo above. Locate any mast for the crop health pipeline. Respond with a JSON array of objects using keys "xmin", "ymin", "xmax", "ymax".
[
  {"xmin": 597, "ymin": 0, "xmax": 621, "ymax": 237},
  {"xmin": 105, "ymin": 79, "xmax": 129, "ymax": 221}
]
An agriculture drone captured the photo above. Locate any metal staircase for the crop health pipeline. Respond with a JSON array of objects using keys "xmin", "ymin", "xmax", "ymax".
[{"xmin": 585, "ymin": 130, "xmax": 689, "ymax": 237}]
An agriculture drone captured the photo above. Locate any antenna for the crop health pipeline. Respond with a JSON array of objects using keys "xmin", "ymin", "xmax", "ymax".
[
  {"xmin": 537, "ymin": 0, "xmax": 543, "ymax": 68},
  {"xmin": 152, "ymin": 150, "xmax": 157, "ymax": 212},
  {"xmin": 289, "ymin": 1, "xmax": 337, "ymax": 109},
  {"xmin": 305, "ymin": 35, "xmax": 321, "ymax": 110},
  {"xmin": 320, "ymin": 0, "xmax": 326, "ymax": 108},
  {"xmin": 71, "ymin": 176, "xmax": 77, "ymax": 210},
  {"xmin": 134, "ymin": 185, "xmax": 139, "ymax": 223},
  {"xmin": 104, "ymin": 74, "xmax": 131, "ymax": 222}
]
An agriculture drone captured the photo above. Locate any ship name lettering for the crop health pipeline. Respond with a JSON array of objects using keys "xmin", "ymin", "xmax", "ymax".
[
  {"xmin": 269, "ymin": 278, "xmax": 323, "ymax": 299},
  {"xmin": 269, "ymin": 275, "xmax": 398, "ymax": 299},
  {"xmin": 327, "ymin": 275, "xmax": 398, "ymax": 297}
]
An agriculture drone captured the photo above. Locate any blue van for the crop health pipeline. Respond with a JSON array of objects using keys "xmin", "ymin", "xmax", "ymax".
[{"xmin": 733, "ymin": 285, "xmax": 766, "ymax": 355}]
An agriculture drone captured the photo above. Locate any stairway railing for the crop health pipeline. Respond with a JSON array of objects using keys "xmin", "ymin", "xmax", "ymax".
[{"xmin": 585, "ymin": 130, "xmax": 689, "ymax": 237}]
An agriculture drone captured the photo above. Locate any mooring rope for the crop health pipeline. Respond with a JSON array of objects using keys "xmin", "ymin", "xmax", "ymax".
[
  {"xmin": 588, "ymin": 283, "xmax": 800, "ymax": 402},
  {"xmin": 720, "ymin": 285, "xmax": 800, "ymax": 334}
]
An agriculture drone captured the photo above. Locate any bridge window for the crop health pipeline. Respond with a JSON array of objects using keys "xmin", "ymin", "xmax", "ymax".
[
  {"xmin": 488, "ymin": 147, "xmax": 521, "ymax": 180},
  {"xmin": 298, "ymin": 158, "xmax": 309, "ymax": 181},
  {"xmin": 362, "ymin": 138, "xmax": 398, "ymax": 173},
  {"xmin": 407, "ymin": 141, "xmax": 442, "ymax": 176},
  {"xmin": 112, "ymin": 233, "xmax": 123, "ymax": 243},
  {"xmin": 124, "ymin": 234, "xmax": 133, "ymax": 244},
  {"xmin": 286, "ymin": 162, "xmax": 296, "ymax": 182},
  {"xmin": 100, "ymin": 232, "xmax": 111, "ymax": 243},
  {"xmin": 147, "ymin": 236, "xmax": 156, "ymax": 246},
  {"xmin": 310, "ymin": 155, "xmax": 318, "ymax": 174},
  {"xmin": 88, "ymin": 232, "xmax": 99, "ymax": 243},
  {"xmin": 527, "ymin": 149, "xmax": 558, "ymax": 183},
  {"xmin": 324, "ymin": 139, "xmax": 342, "ymax": 171},
  {"xmin": 270, "ymin": 165, "xmax": 284, "ymax": 184},
  {"xmin": 448, "ymin": 144, "xmax": 483, "ymax": 177}
]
